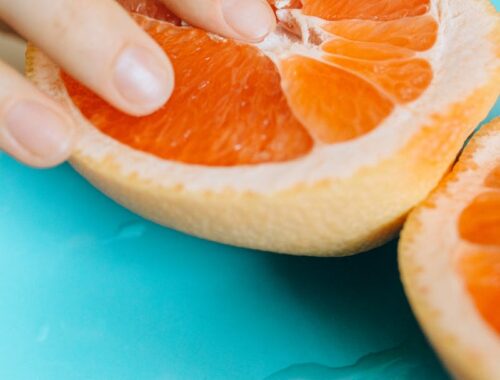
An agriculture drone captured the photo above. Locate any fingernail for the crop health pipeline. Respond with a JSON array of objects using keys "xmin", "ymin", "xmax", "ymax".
[
  {"xmin": 4, "ymin": 101, "xmax": 73, "ymax": 161},
  {"xmin": 222, "ymin": 0, "xmax": 275, "ymax": 41},
  {"xmin": 113, "ymin": 46, "xmax": 173, "ymax": 113}
]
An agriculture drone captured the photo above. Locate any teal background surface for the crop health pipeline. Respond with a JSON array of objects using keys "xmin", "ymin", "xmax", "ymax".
[
  {"xmin": 1, "ymin": 106, "xmax": 498, "ymax": 380},
  {"xmin": 0, "ymin": 3, "xmax": 499, "ymax": 378}
]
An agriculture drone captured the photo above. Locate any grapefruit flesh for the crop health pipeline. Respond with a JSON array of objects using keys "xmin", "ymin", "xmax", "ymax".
[
  {"xmin": 301, "ymin": 0, "xmax": 431, "ymax": 21},
  {"xmin": 61, "ymin": 23, "xmax": 313, "ymax": 166},
  {"xmin": 62, "ymin": 0, "xmax": 436, "ymax": 166},
  {"xmin": 458, "ymin": 162, "xmax": 500, "ymax": 335}
]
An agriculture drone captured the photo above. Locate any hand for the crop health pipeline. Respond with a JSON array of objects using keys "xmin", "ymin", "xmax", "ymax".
[{"xmin": 0, "ymin": 0, "xmax": 275, "ymax": 167}]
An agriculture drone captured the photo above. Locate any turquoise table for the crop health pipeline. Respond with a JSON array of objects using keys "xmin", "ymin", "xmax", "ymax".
[
  {"xmin": 0, "ymin": 9, "xmax": 499, "ymax": 380},
  {"xmin": 2, "ymin": 106, "xmax": 498, "ymax": 380}
]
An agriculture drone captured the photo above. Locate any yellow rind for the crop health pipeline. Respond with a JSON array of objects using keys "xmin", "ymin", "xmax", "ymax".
[
  {"xmin": 25, "ymin": 2, "xmax": 500, "ymax": 256},
  {"xmin": 399, "ymin": 118, "xmax": 500, "ymax": 380}
]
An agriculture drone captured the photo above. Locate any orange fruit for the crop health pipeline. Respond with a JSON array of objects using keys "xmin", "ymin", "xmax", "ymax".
[
  {"xmin": 399, "ymin": 118, "xmax": 500, "ymax": 379},
  {"xmin": 26, "ymin": 0, "xmax": 500, "ymax": 255}
]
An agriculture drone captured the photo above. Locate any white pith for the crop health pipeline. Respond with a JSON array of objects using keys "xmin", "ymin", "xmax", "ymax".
[
  {"xmin": 404, "ymin": 127, "xmax": 500, "ymax": 374},
  {"xmin": 31, "ymin": 0, "xmax": 498, "ymax": 193}
]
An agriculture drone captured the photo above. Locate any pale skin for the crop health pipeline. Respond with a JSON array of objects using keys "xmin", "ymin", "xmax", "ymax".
[{"xmin": 0, "ymin": 0, "xmax": 276, "ymax": 167}]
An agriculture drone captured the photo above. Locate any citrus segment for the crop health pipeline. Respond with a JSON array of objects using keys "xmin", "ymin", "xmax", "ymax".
[
  {"xmin": 322, "ymin": 39, "xmax": 413, "ymax": 61},
  {"xmin": 118, "ymin": 0, "xmax": 180, "ymax": 24},
  {"xmin": 458, "ymin": 164, "xmax": 500, "ymax": 335},
  {"xmin": 459, "ymin": 251, "xmax": 500, "ymax": 335},
  {"xmin": 457, "ymin": 137, "xmax": 500, "ymax": 339},
  {"xmin": 62, "ymin": 0, "xmax": 439, "ymax": 163},
  {"xmin": 458, "ymin": 191, "xmax": 500, "ymax": 246},
  {"xmin": 485, "ymin": 164, "xmax": 500, "ymax": 188},
  {"xmin": 325, "ymin": 56, "xmax": 433, "ymax": 103},
  {"xmin": 322, "ymin": 16, "xmax": 438, "ymax": 51},
  {"xmin": 302, "ymin": 0, "xmax": 430, "ymax": 21},
  {"xmin": 62, "ymin": 21, "xmax": 313, "ymax": 166},
  {"xmin": 268, "ymin": 0, "xmax": 302, "ymax": 11},
  {"xmin": 280, "ymin": 56, "xmax": 393, "ymax": 142}
]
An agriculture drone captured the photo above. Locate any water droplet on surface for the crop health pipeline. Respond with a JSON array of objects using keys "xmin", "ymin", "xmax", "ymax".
[
  {"xmin": 36, "ymin": 324, "xmax": 50, "ymax": 343},
  {"xmin": 104, "ymin": 221, "xmax": 147, "ymax": 243}
]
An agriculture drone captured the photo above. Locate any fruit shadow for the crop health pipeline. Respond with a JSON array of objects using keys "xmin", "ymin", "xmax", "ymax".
[
  {"xmin": 262, "ymin": 240, "xmax": 428, "ymax": 357},
  {"xmin": 261, "ymin": 243, "xmax": 449, "ymax": 377}
]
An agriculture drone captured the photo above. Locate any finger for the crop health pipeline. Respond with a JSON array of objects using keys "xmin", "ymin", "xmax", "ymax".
[
  {"xmin": 0, "ymin": 0, "xmax": 174, "ymax": 116},
  {"xmin": 0, "ymin": 60, "xmax": 74, "ymax": 168},
  {"xmin": 162, "ymin": 0, "xmax": 276, "ymax": 42}
]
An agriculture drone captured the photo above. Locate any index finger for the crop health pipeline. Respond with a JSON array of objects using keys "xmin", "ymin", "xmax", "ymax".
[{"xmin": 0, "ymin": 0, "xmax": 174, "ymax": 116}]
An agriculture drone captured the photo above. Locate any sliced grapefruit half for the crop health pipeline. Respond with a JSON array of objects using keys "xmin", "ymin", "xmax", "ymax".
[
  {"xmin": 26, "ymin": 0, "xmax": 500, "ymax": 255},
  {"xmin": 399, "ymin": 118, "xmax": 500, "ymax": 379}
]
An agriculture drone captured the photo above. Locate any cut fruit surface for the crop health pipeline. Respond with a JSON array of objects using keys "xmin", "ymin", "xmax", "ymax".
[
  {"xmin": 459, "ymin": 250, "xmax": 500, "ymax": 335},
  {"xmin": 400, "ymin": 118, "xmax": 500, "ymax": 379},
  {"xmin": 65, "ymin": 0, "xmax": 438, "ymax": 165},
  {"xmin": 26, "ymin": 0, "xmax": 500, "ymax": 255},
  {"xmin": 280, "ymin": 56, "xmax": 395, "ymax": 142},
  {"xmin": 459, "ymin": 191, "xmax": 500, "ymax": 246},
  {"xmin": 301, "ymin": 0, "xmax": 431, "ymax": 21},
  {"xmin": 61, "ymin": 21, "xmax": 313, "ymax": 166},
  {"xmin": 321, "ymin": 15, "xmax": 438, "ymax": 51},
  {"xmin": 119, "ymin": 0, "xmax": 180, "ymax": 24}
]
